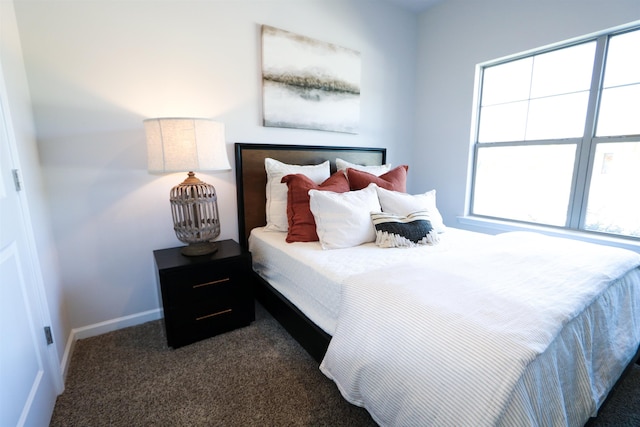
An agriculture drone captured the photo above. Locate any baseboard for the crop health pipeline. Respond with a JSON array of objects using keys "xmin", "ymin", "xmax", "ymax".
[{"xmin": 60, "ymin": 308, "xmax": 163, "ymax": 380}]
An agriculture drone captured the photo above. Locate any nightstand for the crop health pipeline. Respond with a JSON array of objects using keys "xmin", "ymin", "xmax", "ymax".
[{"xmin": 153, "ymin": 239, "xmax": 255, "ymax": 348}]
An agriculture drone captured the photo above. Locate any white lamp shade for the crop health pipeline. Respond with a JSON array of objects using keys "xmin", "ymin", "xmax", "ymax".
[{"xmin": 144, "ymin": 118, "xmax": 231, "ymax": 173}]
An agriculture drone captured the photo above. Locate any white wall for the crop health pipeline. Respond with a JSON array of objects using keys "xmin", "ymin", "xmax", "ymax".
[
  {"xmin": 414, "ymin": 0, "xmax": 640, "ymax": 231},
  {"xmin": 0, "ymin": 0, "xmax": 67, "ymax": 368},
  {"xmin": 13, "ymin": 1, "xmax": 418, "ymax": 333}
]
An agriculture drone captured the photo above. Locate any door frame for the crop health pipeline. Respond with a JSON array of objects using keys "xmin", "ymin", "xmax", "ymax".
[{"xmin": 0, "ymin": 57, "xmax": 64, "ymax": 422}]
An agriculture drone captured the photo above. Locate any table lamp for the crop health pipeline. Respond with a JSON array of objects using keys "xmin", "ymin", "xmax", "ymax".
[{"xmin": 144, "ymin": 118, "xmax": 231, "ymax": 256}]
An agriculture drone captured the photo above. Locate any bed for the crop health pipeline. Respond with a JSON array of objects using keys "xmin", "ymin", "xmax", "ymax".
[{"xmin": 234, "ymin": 142, "xmax": 640, "ymax": 426}]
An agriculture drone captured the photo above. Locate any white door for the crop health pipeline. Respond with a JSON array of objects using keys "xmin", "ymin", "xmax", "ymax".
[{"xmin": 0, "ymin": 69, "xmax": 60, "ymax": 425}]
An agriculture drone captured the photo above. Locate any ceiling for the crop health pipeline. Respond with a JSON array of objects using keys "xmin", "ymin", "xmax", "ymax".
[{"xmin": 385, "ymin": 0, "xmax": 444, "ymax": 13}]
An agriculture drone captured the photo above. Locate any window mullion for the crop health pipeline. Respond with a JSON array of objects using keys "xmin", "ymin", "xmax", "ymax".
[{"xmin": 567, "ymin": 35, "xmax": 608, "ymax": 229}]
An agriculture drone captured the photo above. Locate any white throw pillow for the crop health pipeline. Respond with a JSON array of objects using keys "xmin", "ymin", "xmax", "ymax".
[
  {"xmin": 375, "ymin": 186, "xmax": 447, "ymax": 233},
  {"xmin": 309, "ymin": 183, "xmax": 381, "ymax": 249},
  {"xmin": 336, "ymin": 158, "xmax": 391, "ymax": 177},
  {"xmin": 265, "ymin": 158, "xmax": 330, "ymax": 232}
]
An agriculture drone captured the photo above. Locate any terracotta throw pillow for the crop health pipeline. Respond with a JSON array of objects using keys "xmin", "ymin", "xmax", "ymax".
[
  {"xmin": 346, "ymin": 165, "xmax": 409, "ymax": 192},
  {"xmin": 281, "ymin": 172, "xmax": 350, "ymax": 243},
  {"xmin": 264, "ymin": 158, "xmax": 330, "ymax": 232}
]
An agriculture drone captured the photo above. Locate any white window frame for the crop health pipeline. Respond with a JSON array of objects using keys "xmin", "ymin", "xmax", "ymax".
[{"xmin": 466, "ymin": 22, "xmax": 640, "ymax": 247}]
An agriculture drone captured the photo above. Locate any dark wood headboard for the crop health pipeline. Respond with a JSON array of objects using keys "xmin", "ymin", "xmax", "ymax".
[{"xmin": 235, "ymin": 143, "xmax": 387, "ymax": 249}]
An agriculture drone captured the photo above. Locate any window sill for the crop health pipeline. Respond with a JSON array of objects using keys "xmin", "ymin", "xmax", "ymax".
[{"xmin": 456, "ymin": 215, "xmax": 640, "ymax": 254}]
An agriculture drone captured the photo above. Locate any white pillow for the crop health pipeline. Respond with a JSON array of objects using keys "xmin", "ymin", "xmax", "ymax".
[
  {"xmin": 375, "ymin": 186, "xmax": 447, "ymax": 233},
  {"xmin": 309, "ymin": 183, "xmax": 381, "ymax": 249},
  {"xmin": 336, "ymin": 158, "xmax": 391, "ymax": 176},
  {"xmin": 265, "ymin": 158, "xmax": 330, "ymax": 232}
]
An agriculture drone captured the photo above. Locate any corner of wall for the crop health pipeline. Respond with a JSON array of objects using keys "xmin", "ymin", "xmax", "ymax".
[{"xmin": 60, "ymin": 308, "xmax": 163, "ymax": 381}]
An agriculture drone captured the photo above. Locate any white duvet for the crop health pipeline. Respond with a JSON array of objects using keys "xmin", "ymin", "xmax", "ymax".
[{"xmin": 320, "ymin": 232, "xmax": 640, "ymax": 426}]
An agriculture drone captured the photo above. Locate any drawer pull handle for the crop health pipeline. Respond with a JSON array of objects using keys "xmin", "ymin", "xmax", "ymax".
[
  {"xmin": 196, "ymin": 308, "xmax": 232, "ymax": 321},
  {"xmin": 193, "ymin": 277, "xmax": 230, "ymax": 289}
]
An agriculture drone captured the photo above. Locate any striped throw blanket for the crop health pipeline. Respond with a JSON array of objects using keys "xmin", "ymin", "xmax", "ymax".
[{"xmin": 320, "ymin": 232, "xmax": 640, "ymax": 426}]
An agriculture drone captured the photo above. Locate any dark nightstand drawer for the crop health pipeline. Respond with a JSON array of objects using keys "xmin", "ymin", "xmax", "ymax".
[
  {"xmin": 161, "ymin": 260, "xmax": 250, "ymax": 307},
  {"xmin": 165, "ymin": 301, "xmax": 254, "ymax": 348},
  {"xmin": 171, "ymin": 301, "xmax": 253, "ymax": 327},
  {"xmin": 153, "ymin": 240, "xmax": 255, "ymax": 348}
]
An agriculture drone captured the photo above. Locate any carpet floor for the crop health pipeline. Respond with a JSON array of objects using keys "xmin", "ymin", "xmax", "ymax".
[{"xmin": 51, "ymin": 302, "xmax": 640, "ymax": 426}]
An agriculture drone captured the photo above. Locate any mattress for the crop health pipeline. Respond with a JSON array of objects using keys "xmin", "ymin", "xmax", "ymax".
[{"xmin": 249, "ymin": 226, "xmax": 489, "ymax": 335}]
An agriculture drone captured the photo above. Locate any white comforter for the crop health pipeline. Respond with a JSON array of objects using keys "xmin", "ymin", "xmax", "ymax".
[{"xmin": 320, "ymin": 232, "xmax": 640, "ymax": 426}]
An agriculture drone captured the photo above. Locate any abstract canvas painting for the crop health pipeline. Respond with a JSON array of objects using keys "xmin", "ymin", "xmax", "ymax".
[{"xmin": 261, "ymin": 25, "xmax": 361, "ymax": 134}]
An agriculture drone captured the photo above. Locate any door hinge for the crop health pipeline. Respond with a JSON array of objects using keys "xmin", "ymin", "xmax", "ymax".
[
  {"xmin": 44, "ymin": 326, "xmax": 53, "ymax": 345},
  {"xmin": 12, "ymin": 169, "xmax": 22, "ymax": 192}
]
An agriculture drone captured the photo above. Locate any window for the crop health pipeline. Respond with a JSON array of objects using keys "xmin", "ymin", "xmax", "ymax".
[{"xmin": 471, "ymin": 26, "xmax": 640, "ymax": 239}]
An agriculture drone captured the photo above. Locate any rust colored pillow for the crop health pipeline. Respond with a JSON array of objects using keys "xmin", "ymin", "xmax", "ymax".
[
  {"xmin": 281, "ymin": 172, "xmax": 350, "ymax": 242},
  {"xmin": 346, "ymin": 165, "xmax": 409, "ymax": 192}
]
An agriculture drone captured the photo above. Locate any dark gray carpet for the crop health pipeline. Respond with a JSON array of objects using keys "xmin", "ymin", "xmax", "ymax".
[
  {"xmin": 51, "ymin": 302, "xmax": 640, "ymax": 426},
  {"xmin": 50, "ymin": 303, "xmax": 375, "ymax": 426}
]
